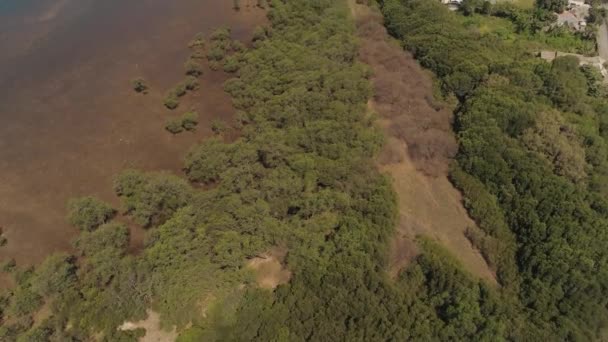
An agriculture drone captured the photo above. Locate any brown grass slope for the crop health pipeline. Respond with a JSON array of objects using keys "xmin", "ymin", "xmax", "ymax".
[{"xmin": 350, "ymin": 1, "xmax": 496, "ymax": 284}]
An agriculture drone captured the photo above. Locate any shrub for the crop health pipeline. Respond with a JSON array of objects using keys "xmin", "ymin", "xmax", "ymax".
[
  {"xmin": 164, "ymin": 93, "xmax": 179, "ymax": 110},
  {"xmin": 173, "ymin": 84, "xmax": 187, "ymax": 97},
  {"xmin": 184, "ymin": 59, "xmax": 203, "ymax": 77},
  {"xmin": 165, "ymin": 118, "xmax": 184, "ymax": 134},
  {"xmin": 9, "ymin": 289, "xmax": 42, "ymax": 317},
  {"xmin": 252, "ymin": 26, "xmax": 268, "ymax": 42},
  {"xmin": 182, "ymin": 76, "xmax": 199, "ymax": 91},
  {"xmin": 207, "ymin": 46, "xmax": 226, "ymax": 62},
  {"xmin": 177, "ymin": 326, "xmax": 206, "ymax": 342},
  {"xmin": 231, "ymin": 40, "xmax": 246, "ymax": 52},
  {"xmin": 131, "ymin": 78, "xmax": 148, "ymax": 94},
  {"xmin": 67, "ymin": 197, "xmax": 115, "ymax": 232},
  {"xmin": 184, "ymin": 139, "xmax": 232, "ymax": 183},
  {"xmin": 114, "ymin": 170, "xmax": 193, "ymax": 227},
  {"xmin": 165, "ymin": 112, "xmax": 198, "ymax": 134},
  {"xmin": 223, "ymin": 56, "xmax": 240, "ymax": 73},
  {"xmin": 209, "ymin": 60, "xmax": 222, "ymax": 71},
  {"xmin": 190, "ymin": 50, "xmax": 206, "ymax": 59},
  {"xmin": 211, "ymin": 119, "xmax": 227, "ymax": 134},
  {"xmin": 1, "ymin": 259, "xmax": 16, "ymax": 273},
  {"xmin": 210, "ymin": 27, "xmax": 231, "ymax": 42},
  {"xmin": 16, "ymin": 326, "xmax": 52, "ymax": 342},
  {"xmin": 74, "ymin": 222, "xmax": 130, "ymax": 257},
  {"xmin": 181, "ymin": 111, "xmax": 199, "ymax": 131},
  {"xmin": 188, "ymin": 33, "xmax": 205, "ymax": 49},
  {"xmin": 30, "ymin": 253, "xmax": 76, "ymax": 297}
]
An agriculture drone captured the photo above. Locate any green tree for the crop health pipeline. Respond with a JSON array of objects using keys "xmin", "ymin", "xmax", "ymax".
[
  {"xmin": 114, "ymin": 170, "xmax": 193, "ymax": 227},
  {"xmin": 536, "ymin": 0, "xmax": 568, "ymax": 12},
  {"xmin": 30, "ymin": 253, "xmax": 76, "ymax": 297},
  {"xmin": 184, "ymin": 139, "xmax": 234, "ymax": 183},
  {"xmin": 67, "ymin": 197, "xmax": 115, "ymax": 232}
]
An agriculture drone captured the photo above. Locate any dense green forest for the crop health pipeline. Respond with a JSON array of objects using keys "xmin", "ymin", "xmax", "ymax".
[
  {"xmin": 1, "ymin": 0, "xmax": 607, "ymax": 340},
  {"xmin": 383, "ymin": 0, "xmax": 608, "ymax": 339}
]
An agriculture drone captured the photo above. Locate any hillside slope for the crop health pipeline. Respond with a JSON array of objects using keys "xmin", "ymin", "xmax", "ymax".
[{"xmin": 351, "ymin": 1, "xmax": 496, "ymax": 283}]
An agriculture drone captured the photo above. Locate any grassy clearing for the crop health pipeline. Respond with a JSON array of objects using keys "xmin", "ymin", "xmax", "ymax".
[{"xmin": 458, "ymin": 13, "xmax": 596, "ymax": 55}]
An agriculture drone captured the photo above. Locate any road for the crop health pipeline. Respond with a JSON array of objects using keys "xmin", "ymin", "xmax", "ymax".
[{"xmin": 598, "ymin": 18, "xmax": 608, "ymax": 61}]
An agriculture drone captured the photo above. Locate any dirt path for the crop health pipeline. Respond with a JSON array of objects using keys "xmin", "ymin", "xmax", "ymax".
[
  {"xmin": 349, "ymin": 0, "xmax": 496, "ymax": 284},
  {"xmin": 598, "ymin": 18, "xmax": 608, "ymax": 62},
  {"xmin": 119, "ymin": 310, "xmax": 178, "ymax": 342}
]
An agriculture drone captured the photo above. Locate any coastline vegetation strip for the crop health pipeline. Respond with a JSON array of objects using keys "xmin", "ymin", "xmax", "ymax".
[{"xmin": 2, "ymin": 0, "xmax": 607, "ymax": 341}]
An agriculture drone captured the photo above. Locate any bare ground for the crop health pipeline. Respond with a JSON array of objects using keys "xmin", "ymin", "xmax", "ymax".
[
  {"xmin": 247, "ymin": 247, "xmax": 292, "ymax": 289},
  {"xmin": 350, "ymin": 1, "xmax": 496, "ymax": 284},
  {"xmin": 119, "ymin": 310, "xmax": 178, "ymax": 342}
]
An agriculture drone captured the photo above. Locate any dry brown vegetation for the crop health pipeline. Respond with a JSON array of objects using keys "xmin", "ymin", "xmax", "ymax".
[
  {"xmin": 356, "ymin": 10, "xmax": 457, "ymax": 176},
  {"xmin": 351, "ymin": 2, "xmax": 496, "ymax": 283}
]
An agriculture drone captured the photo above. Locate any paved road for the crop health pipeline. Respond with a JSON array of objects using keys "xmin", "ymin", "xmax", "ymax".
[{"xmin": 597, "ymin": 18, "xmax": 608, "ymax": 61}]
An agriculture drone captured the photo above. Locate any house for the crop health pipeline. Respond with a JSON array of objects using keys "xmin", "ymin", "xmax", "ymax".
[
  {"xmin": 557, "ymin": 11, "xmax": 585, "ymax": 31},
  {"xmin": 556, "ymin": 0, "xmax": 590, "ymax": 31},
  {"xmin": 439, "ymin": 0, "xmax": 462, "ymax": 11},
  {"xmin": 568, "ymin": 0, "xmax": 587, "ymax": 9}
]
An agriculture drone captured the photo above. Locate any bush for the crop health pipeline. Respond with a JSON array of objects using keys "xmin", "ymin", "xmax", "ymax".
[
  {"xmin": 181, "ymin": 111, "xmax": 199, "ymax": 131},
  {"xmin": 252, "ymin": 26, "xmax": 268, "ymax": 42},
  {"xmin": 16, "ymin": 325, "xmax": 52, "ymax": 342},
  {"xmin": 182, "ymin": 76, "xmax": 200, "ymax": 91},
  {"xmin": 173, "ymin": 84, "xmax": 187, "ymax": 97},
  {"xmin": 30, "ymin": 253, "xmax": 76, "ymax": 297},
  {"xmin": 74, "ymin": 222, "xmax": 130, "ymax": 257},
  {"xmin": 188, "ymin": 33, "xmax": 205, "ymax": 49},
  {"xmin": 231, "ymin": 40, "xmax": 246, "ymax": 52},
  {"xmin": 165, "ymin": 112, "xmax": 198, "ymax": 134},
  {"xmin": 211, "ymin": 119, "xmax": 227, "ymax": 134},
  {"xmin": 114, "ymin": 170, "xmax": 193, "ymax": 227},
  {"xmin": 164, "ymin": 93, "xmax": 179, "ymax": 110},
  {"xmin": 207, "ymin": 46, "xmax": 226, "ymax": 62},
  {"xmin": 209, "ymin": 60, "xmax": 222, "ymax": 71},
  {"xmin": 165, "ymin": 118, "xmax": 184, "ymax": 134},
  {"xmin": 184, "ymin": 139, "xmax": 232, "ymax": 183},
  {"xmin": 131, "ymin": 78, "xmax": 148, "ymax": 94},
  {"xmin": 67, "ymin": 197, "xmax": 115, "ymax": 232},
  {"xmin": 1, "ymin": 259, "xmax": 16, "ymax": 273},
  {"xmin": 223, "ymin": 56, "xmax": 241, "ymax": 73},
  {"xmin": 9, "ymin": 289, "xmax": 42, "ymax": 317},
  {"xmin": 210, "ymin": 27, "xmax": 231, "ymax": 42},
  {"xmin": 184, "ymin": 59, "xmax": 203, "ymax": 77},
  {"xmin": 190, "ymin": 50, "xmax": 206, "ymax": 59},
  {"xmin": 177, "ymin": 326, "xmax": 206, "ymax": 342}
]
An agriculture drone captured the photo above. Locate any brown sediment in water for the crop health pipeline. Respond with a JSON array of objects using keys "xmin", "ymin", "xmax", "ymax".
[
  {"xmin": 349, "ymin": 1, "xmax": 496, "ymax": 284},
  {"xmin": 0, "ymin": 0, "xmax": 267, "ymax": 268}
]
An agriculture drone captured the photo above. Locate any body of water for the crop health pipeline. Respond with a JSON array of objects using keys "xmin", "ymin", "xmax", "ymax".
[{"xmin": 0, "ymin": 0, "xmax": 265, "ymax": 267}]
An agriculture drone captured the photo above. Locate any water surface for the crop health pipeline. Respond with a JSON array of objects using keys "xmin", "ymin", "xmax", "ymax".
[{"xmin": 0, "ymin": 0, "xmax": 265, "ymax": 265}]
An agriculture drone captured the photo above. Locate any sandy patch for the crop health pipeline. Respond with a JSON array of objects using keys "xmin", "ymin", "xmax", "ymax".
[
  {"xmin": 119, "ymin": 310, "xmax": 178, "ymax": 342},
  {"xmin": 247, "ymin": 248, "xmax": 291, "ymax": 289}
]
